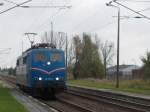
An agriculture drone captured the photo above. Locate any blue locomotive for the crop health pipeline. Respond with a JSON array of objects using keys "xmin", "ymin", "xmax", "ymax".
[{"xmin": 16, "ymin": 43, "xmax": 66, "ymax": 96}]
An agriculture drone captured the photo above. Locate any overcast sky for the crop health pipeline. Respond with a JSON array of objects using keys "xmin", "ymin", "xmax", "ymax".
[{"xmin": 0, "ymin": 0, "xmax": 150, "ymax": 68}]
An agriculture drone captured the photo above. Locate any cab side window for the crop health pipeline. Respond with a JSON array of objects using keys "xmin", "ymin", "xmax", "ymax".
[
  {"xmin": 23, "ymin": 56, "xmax": 27, "ymax": 65},
  {"xmin": 16, "ymin": 59, "xmax": 19, "ymax": 66}
]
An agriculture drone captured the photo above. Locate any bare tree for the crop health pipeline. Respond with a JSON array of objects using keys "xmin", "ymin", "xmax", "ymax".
[
  {"xmin": 41, "ymin": 31, "xmax": 66, "ymax": 50},
  {"xmin": 95, "ymin": 35, "xmax": 114, "ymax": 78},
  {"xmin": 55, "ymin": 32, "xmax": 66, "ymax": 49},
  {"xmin": 101, "ymin": 41, "xmax": 114, "ymax": 78},
  {"xmin": 41, "ymin": 31, "xmax": 51, "ymax": 43},
  {"xmin": 68, "ymin": 42, "xmax": 75, "ymax": 66}
]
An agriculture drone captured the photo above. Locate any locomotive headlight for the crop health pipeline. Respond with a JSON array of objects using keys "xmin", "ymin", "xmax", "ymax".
[
  {"xmin": 39, "ymin": 77, "xmax": 42, "ymax": 81},
  {"xmin": 47, "ymin": 61, "xmax": 51, "ymax": 65},
  {"xmin": 56, "ymin": 77, "xmax": 59, "ymax": 81}
]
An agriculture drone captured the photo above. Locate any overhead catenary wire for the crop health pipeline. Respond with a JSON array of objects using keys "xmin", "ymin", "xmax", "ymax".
[
  {"xmin": 25, "ymin": 0, "xmax": 71, "ymax": 33},
  {"xmin": 26, "ymin": 11, "xmax": 68, "ymax": 32},
  {"xmin": 117, "ymin": 0, "xmax": 150, "ymax": 3},
  {"xmin": 21, "ymin": 5, "xmax": 72, "ymax": 8},
  {"xmin": 24, "ymin": 0, "xmax": 51, "ymax": 32},
  {"xmin": 69, "ymin": 2, "xmax": 150, "ymax": 33},
  {"xmin": 2, "ymin": 0, "xmax": 72, "ymax": 9},
  {"xmin": 33, "ymin": 8, "xmax": 69, "ymax": 32},
  {"xmin": 22, "ymin": 0, "xmax": 71, "ymax": 51},
  {"xmin": 0, "ymin": 0, "xmax": 32, "ymax": 15},
  {"xmin": 114, "ymin": 1, "xmax": 150, "ymax": 20},
  {"xmin": 88, "ymin": 6, "xmax": 150, "ymax": 33}
]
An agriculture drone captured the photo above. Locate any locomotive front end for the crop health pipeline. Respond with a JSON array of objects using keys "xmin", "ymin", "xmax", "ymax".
[{"xmin": 31, "ymin": 49, "xmax": 66, "ymax": 91}]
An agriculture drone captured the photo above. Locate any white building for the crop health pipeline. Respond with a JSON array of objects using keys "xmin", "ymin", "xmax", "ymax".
[{"xmin": 107, "ymin": 65, "xmax": 140, "ymax": 80}]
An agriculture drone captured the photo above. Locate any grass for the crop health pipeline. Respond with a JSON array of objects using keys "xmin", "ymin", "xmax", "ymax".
[
  {"xmin": 68, "ymin": 79, "xmax": 150, "ymax": 95},
  {"xmin": 0, "ymin": 82, "xmax": 28, "ymax": 112}
]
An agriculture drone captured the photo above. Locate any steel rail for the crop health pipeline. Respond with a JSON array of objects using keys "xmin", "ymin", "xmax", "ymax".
[
  {"xmin": 67, "ymin": 85, "xmax": 150, "ymax": 112},
  {"xmin": 66, "ymin": 90, "xmax": 149, "ymax": 112}
]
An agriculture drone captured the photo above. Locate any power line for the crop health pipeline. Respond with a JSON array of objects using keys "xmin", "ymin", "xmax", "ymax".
[
  {"xmin": 117, "ymin": 0, "xmax": 150, "ymax": 3},
  {"xmin": 0, "ymin": 0, "xmax": 32, "ymax": 15},
  {"xmin": 3, "ymin": 0, "xmax": 72, "ymax": 9},
  {"xmin": 114, "ymin": 1, "xmax": 150, "ymax": 20},
  {"xmin": 89, "ymin": 6, "xmax": 150, "ymax": 32},
  {"xmin": 71, "ymin": 2, "xmax": 150, "ymax": 33},
  {"xmin": 25, "ymin": 1, "xmax": 71, "ymax": 33},
  {"xmin": 31, "ymin": 8, "xmax": 68, "ymax": 32},
  {"xmin": 21, "ymin": 5, "xmax": 72, "ymax": 8},
  {"xmin": 24, "ymin": 1, "xmax": 50, "ymax": 32},
  {"xmin": 94, "ymin": 8, "xmax": 149, "ymax": 32}
]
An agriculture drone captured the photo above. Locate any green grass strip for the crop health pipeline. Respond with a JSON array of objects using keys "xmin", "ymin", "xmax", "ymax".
[
  {"xmin": 0, "ymin": 84, "xmax": 27, "ymax": 112},
  {"xmin": 68, "ymin": 79, "xmax": 150, "ymax": 95}
]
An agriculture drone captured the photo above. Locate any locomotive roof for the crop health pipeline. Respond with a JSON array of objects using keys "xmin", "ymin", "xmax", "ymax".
[
  {"xmin": 26, "ymin": 43, "xmax": 56, "ymax": 52},
  {"xmin": 17, "ymin": 43, "xmax": 63, "ymax": 59}
]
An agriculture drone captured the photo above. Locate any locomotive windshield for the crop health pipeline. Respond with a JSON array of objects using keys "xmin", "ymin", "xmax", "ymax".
[
  {"xmin": 34, "ymin": 51, "xmax": 63, "ymax": 63},
  {"xmin": 35, "ymin": 52, "xmax": 47, "ymax": 62},
  {"xmin": 50, "ymin": 53, "xmax": 62, "ymax": 62}
]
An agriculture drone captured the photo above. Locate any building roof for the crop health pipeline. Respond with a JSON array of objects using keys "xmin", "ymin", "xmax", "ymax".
[{"xmin": 107, "ymin": 64, "xmax": 140, "ymax": 72}]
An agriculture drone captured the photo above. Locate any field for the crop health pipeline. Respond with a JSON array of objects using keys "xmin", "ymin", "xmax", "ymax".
[
  {"xmin": 68, "ymin": 79, "xmax": 150, "ymax": 95},
  {"xmin": 0, "ymin": 81, "xmax": 27, "ymax": 112}
]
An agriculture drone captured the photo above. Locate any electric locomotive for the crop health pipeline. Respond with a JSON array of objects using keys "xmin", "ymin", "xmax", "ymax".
[{"xmin": 16, "ymin": 43, "xmax": 66, "ymax": 95}]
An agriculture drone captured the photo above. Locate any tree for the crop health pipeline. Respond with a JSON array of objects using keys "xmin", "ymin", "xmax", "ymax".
[
  {"xmin": 68, "ymin": 42, "xmax": 75, "ymax": 66},
  {"xmin": 41, "ymin": 32, "xmax": 51, "ymax": 43},
  {"xmin": 72, "ymin": 33, "xmax": 104, "ymax": 79},
  {"xmin": 141, "ymin": 51, "xmax": 150, "ymax": 80},
  {"xmin": 94, "ymin": 35, "xmax": 114, "ymax": 78},
  {"xmin": 72, "ymin": 35, "xmax": 82, "ymax": 79},
  {"xmin": 100, "ymin": 41, "xmax": 114, "ymax": 78}
]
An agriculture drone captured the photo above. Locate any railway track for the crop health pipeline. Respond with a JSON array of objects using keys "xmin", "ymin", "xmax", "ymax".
[
  {"xmin": 0, "ymin": 75, "xmax": 94, "ymax": 112},
  {"xmin": 42, "ymin": 99, "xmax": 94, "ymax": 112},
  {"xmin": 1, "ymin": 75, "xmax": 150, "ymax": 112},
  {"xmin": 67, "ymin": 85, "xmax": 150, "ymax": 112},
  {"xmin": 68, "ymin": 85, "xmax": 150, "ymax": 106}
]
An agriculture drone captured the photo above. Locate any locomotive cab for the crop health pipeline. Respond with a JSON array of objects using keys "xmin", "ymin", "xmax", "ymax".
[{"xmin": 16, "ymin": 43, "xmax": 66, "ymax": 95}]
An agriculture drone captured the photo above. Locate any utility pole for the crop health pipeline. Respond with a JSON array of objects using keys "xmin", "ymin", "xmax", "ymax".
[
  {"xmin": 116, "ymin": 7, "xmax": 120, "ymax": 88},
  {"xmin": 107, "ymin": 0, "xmax": 146, "ymax": 88},
  {"xmin": 51, "ymin": 22, "xmax": 53, "ymax": 44},
  {"xmin": 65, "ymin": 33, "xmax": 68, "ymax": 81},
  {"xmin": 104, "ymin": 49, "xmax": 107, "ymax": 78},
  {"xmin": 106, "ymin": 1, "xmax": 120, "ymax": 88},
  {"xmin": 66, "ymin": 33, "xmax": 68, "ymax": 68}
]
